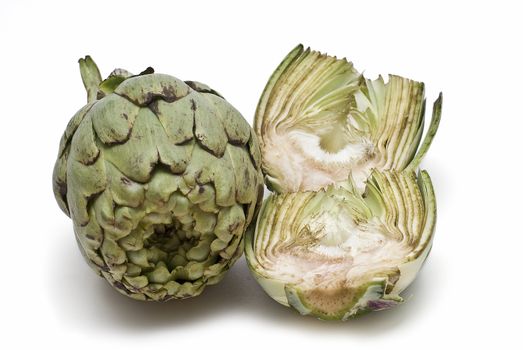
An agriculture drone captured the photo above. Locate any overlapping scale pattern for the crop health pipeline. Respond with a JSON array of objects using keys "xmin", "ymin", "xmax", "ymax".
[{"xmin": 53, "ymin": 69, "xmax": 263, "ymax": 301}]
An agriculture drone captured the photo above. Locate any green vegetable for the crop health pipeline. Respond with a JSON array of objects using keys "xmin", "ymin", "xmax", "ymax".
[
  {"xmin": 53, "ymin": 56, "xmax": 264, "ymax": 301},
  {"xmin": 245, "ymin": 45, "xmax": 442, "ymax": 319}
]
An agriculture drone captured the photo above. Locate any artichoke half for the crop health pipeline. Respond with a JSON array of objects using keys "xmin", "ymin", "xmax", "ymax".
[
  {"xmin": 245, "ymin": 45, "xmax": 442, "ymax": 320},
  {"xmin": 53, "ymin": 57, "xmax": 264, "ymax": 301}
]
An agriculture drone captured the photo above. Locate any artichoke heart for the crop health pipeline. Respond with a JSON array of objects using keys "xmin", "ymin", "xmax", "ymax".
[
  {"xmin": 53, "ymin": 56, "xmax": 264, "ymax": 301},
  {"xmin": 246, "ymin": 45, "xmax": 442, "ymax": 320}
]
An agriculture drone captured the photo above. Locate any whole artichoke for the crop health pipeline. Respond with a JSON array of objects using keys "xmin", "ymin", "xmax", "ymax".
[{"xmin": 53, "ymin": 56, "xmax": 264, "ymax": 301}]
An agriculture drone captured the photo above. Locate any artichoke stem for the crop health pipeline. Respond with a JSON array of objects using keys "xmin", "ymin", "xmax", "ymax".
[{"xmin": 78, "ymin": 55, "xmax": 102, "ymax": 103}]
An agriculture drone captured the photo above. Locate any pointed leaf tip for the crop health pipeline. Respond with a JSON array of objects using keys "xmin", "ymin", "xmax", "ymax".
[
  {"xmin": 138, "ymin": 67, "xmax": 155, "ymax": 76},
  {"xmin": 406, "ymin": 93, "xmax": 442, "ymax": 172}
]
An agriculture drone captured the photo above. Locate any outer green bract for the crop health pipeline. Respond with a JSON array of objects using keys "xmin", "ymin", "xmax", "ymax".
[
  {"xmin": 245, "ymin": 45, "xmax": 442, "ymax": 320},
  {"xmin": 53, "ymin": 57, "xmax": 263, "ymax": 301}
]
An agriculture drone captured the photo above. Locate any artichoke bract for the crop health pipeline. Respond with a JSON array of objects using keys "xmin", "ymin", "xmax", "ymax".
[
  {"xmin": 53, "ymin": 57, "xmax": 264, "ymax": 301},
  {"xmin": 245, "ymin": 45, "xmax": 442, "ymax": 320}
]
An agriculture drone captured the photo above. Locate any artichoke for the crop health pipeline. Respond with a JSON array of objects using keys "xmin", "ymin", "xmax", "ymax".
[
  {"xmin": 53, "ymin": 56, "xmax": 264, "ymax": 301},
  {"xmin": 245, "ymin": 45, "xmax": 442, "ymax": 320}
]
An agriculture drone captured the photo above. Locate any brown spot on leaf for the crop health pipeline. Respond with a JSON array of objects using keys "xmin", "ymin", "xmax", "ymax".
[
  {"xmin": 148, "ymin": 101, "xmax": 160, "ymax": 115},
  {"xmin": 244, "ymin": 168, "xmax": 250, "ymax": 185},
  {"xmin": 138, "ymin": 85, "xmax": 181, "ymax": 106},
  {"xmin": 113, "ymin": 281, "xmax": 131, "ymax": 294},
  {"xmin": 184, "ymin": 81, "xmax": 223, "ymax": 98},
  {"xmin": 102, "ymin": 126, "xmax": 133, "ymax": 146},
  {"xmin": 161, "ymin": 86, "xmax": 178, "ymax": 103},
  {"xmin": 96, "ymin": 91, "xmax": 106, "ymax": 100},
  {"xmin": 57, "ymin": 180, "xmax": 67, "ymax": 198},
  {"xmin": 228, "ymin": 222, "xmax": 240, "ymax": 232},
  {"xmin": 79, "ymin": 148, "xmax": 100, "ymax": 166},
  {"xmin": 161, "ymin": 295, "xmax": 173, "ymax": 302}
]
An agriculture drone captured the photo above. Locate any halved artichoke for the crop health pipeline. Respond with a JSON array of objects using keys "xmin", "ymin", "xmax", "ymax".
[
  {"xmin": 53, "ymin": 57, "xmax": 264, "ymax": 301},
  {"xmin": 245, "ymin": 45, "xmax": 441, "ymax": 319}
]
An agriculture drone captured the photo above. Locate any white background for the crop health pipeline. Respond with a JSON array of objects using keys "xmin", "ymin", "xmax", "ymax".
[{"xmin": 1, "ymin": 0, "xmax": 521, "ymax": 348}]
